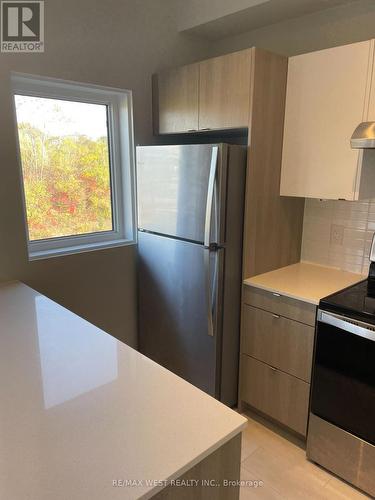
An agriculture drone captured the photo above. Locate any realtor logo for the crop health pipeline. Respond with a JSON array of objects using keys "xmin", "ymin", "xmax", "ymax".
[{"xmin": 1, "ymin": 1, "xmax": 44, "ymax": 52}]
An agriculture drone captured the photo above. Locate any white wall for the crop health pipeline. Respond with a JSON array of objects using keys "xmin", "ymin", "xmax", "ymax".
[
  {"xmin": 206, "ymin": 0, "xmax": 375, "ymax": 57},
  {"xmin": 177, "ymin": 0, "xmax": 351, "ymax": 40},
  {"xmin": 177, "ymin": 0, "xmax": 266, "ymax": 31},
  {"xmin": 302, "ymin": 199, "xmax": 374, "ymax": 275},
  {"xmin": 0, "ymin": 0, "xmax": 212, "ymax": 347}
]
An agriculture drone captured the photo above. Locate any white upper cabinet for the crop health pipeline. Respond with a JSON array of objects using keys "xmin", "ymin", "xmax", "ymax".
[
  {"xmin": 281, "ymin": 40, "xmax": 375, "ymax": 200},
  {"xmin": 368, "ymin": 59, "xmax": 375, "ymax": 119}
]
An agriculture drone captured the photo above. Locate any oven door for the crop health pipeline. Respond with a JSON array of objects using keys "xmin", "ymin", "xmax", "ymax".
[{"xmin": 311, "ymin": 309, "xmax": 375, "ymax": 445}]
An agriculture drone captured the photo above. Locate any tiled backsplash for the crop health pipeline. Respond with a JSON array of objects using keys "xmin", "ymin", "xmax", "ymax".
[{"xmin": 301, "ymin": 198, "xmax": 375, "ymax": 275}]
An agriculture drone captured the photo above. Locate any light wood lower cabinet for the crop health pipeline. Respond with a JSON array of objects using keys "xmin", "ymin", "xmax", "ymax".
[
  {"xmin": 241, "ymin": 355, "xmax": 310, "ymax": 436},
  {"xmin": 242, "ymin": 286, "xmax": 316, "ymax": 327},
  {"xmin": 239, "ymin": 285, "xmax": 317, "ymax": 437},
  {"xmin": 242, "ymin": 305, "xmax": 314, "ymax": 382}
]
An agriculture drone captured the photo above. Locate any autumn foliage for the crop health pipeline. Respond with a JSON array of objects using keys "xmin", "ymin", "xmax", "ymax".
[{"xmin": 18, "ymin": 122, "xmax": 113, "ymax": 241}]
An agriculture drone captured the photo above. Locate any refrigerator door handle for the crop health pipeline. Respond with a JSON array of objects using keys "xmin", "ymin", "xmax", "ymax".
[
  {"xmin": 204, "ymin": 146, "xmax": 219, "ymax": 248},
  {"xmin": 204, "ymin": 249, "xmax": 214, "ymax": 337},
  {"xmin": 205, "ymin": 248, "xmax": 220, "ymax": 337}
]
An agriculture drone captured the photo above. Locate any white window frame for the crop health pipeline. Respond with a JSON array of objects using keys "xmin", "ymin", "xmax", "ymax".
[{"xmin": 11, "ymin": 73, "xmax": 136, "ymax": 260}]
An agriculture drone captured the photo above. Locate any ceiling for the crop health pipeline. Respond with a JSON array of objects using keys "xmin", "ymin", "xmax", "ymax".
[{"xmin": 178, "ymin": 0, "xmax": 356, "ymax": 40}]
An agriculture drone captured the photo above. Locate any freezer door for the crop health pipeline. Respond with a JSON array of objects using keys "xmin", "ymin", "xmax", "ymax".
[
  {"xmin": 136, "ymin": 144, "xmax": 226, "ymax": 244},
  {"xmin": 138, "ymin": 231, "xmax": 223, "ymax": 397}
]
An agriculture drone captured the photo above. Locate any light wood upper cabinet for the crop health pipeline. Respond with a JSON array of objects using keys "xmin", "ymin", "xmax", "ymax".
[
  {"xmin": 199, "ymin": 49, "xmax": 252, "ymax": 130},
  {"xmin": 281, "ymin": 40, "xmax": 375, "ymax": 200},
  {"xmin": 153, "ymin": 49, "xmax": 252, "ymax": 134},
  {"xmin": 153, "ymin": 63, "xmax": 199, "ymax": 134}
]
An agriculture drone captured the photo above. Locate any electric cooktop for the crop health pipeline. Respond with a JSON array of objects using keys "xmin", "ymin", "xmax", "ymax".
[{"xmin": 320, "ymin": 279, "xmax": 375, "ymax": 325}]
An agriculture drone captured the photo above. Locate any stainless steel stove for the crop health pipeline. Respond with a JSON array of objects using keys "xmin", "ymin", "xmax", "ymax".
[{"xmin": 307, "ymin": 238, "xmax": 375, "ymax": 497}]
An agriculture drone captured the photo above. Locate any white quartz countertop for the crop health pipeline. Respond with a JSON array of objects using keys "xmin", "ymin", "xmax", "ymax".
[
  {"xmin": 243, "ymin": 262, "xmax": 364, "ymax": 305},
  {"xmin": 0, "ymin": 281, "xmax": 246, "ymax": 500}
]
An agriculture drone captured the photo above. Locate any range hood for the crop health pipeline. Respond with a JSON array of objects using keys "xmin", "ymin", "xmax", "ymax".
[{"xmin": 351, "ymin": 122, "xmax": 375, "ymax": 149}]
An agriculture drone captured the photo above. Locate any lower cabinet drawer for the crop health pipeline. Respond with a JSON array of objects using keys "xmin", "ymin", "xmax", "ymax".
[
  {"xmin": 242, "ymin": 285, "xmax": 316, "ymax": 326},
  {"xmin": 242, "ymin": 305, "xmax": 314, "ymax": 382},
  {"xmin": 240, "ymin": 355, "xmax": 310, "ymax": 436}
]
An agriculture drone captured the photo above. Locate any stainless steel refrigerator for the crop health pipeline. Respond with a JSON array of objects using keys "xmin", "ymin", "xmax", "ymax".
[{"xmin": 136, "ymin": 144, "xmax": 246, "ymax": 406}]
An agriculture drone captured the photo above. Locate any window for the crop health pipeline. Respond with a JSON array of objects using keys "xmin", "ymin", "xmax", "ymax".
[{"xmin": 11, "ymin": 73, "xmax": 136, "ymax": 259}]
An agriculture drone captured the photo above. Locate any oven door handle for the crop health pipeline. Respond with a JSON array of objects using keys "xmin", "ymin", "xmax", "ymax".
[{"xmin": 318, "ymin": 310, "xmax": 375, "ymax": 342}]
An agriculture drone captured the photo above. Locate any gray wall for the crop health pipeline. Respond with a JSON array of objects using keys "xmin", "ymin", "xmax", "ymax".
[
  {"xmin": 205, "ymin": 0, "xmax": 375, "ymax": 57},
  {"xmin": 0, "ymin": 0, "xmax": 211, "ymax": 347}
]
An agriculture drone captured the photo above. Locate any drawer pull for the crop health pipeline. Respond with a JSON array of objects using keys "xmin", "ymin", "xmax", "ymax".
[
  {"xmin": 272, "ymin": 292, "xmax": 281, "ymax": 297},
  {"xmin": 272, "ymin": 314, "xmax": 280, "ymax": 319},
  {"xmin": 269, "ymin": 366, "xmax": 277, "ymax": 373}
]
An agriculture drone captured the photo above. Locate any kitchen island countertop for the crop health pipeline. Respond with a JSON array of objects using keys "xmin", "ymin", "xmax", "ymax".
[{"xmin": 0, "ymin": 281, "xmax": 246, "ymax": 500}]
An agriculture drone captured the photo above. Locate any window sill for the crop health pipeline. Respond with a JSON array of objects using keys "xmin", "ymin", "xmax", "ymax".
[{"xmin": 28, "ymin": 238, "xmax": 137, "ymax": 261}]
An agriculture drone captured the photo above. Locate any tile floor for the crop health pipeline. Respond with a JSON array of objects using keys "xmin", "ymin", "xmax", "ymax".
[{"xmin": 239, "ymin": 411, "xmax": 371, "ymax": 499}]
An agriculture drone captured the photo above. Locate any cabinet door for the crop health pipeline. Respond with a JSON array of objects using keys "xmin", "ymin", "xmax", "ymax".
[
  {"xmin": 367, "ymin": 54, "xmax": 375, "ymax": 120},
  {"xmin": 242, "ymin": 286, "xmax": 316, "ymax": 326},
  {"xmin": 359, "ymin": 51, "xmax": 375, "ymax": 201},
  {"xmin": 241, "ymin": 355, "xmax": 310, "ymax": 436},
  {"xmin": 242, "ymin": 305, "xmax": 314, "ymax": 382},
  {"xmin": 199, "ymin": 49, "xmax": 252, "ymax": 130},
  {"xmin": 154, "ymin": 63, "xmax": 199, "ymax": 134},
  {"xmin": 281, "ymin": 41, "xmax": 373, "ymax": 200}
]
